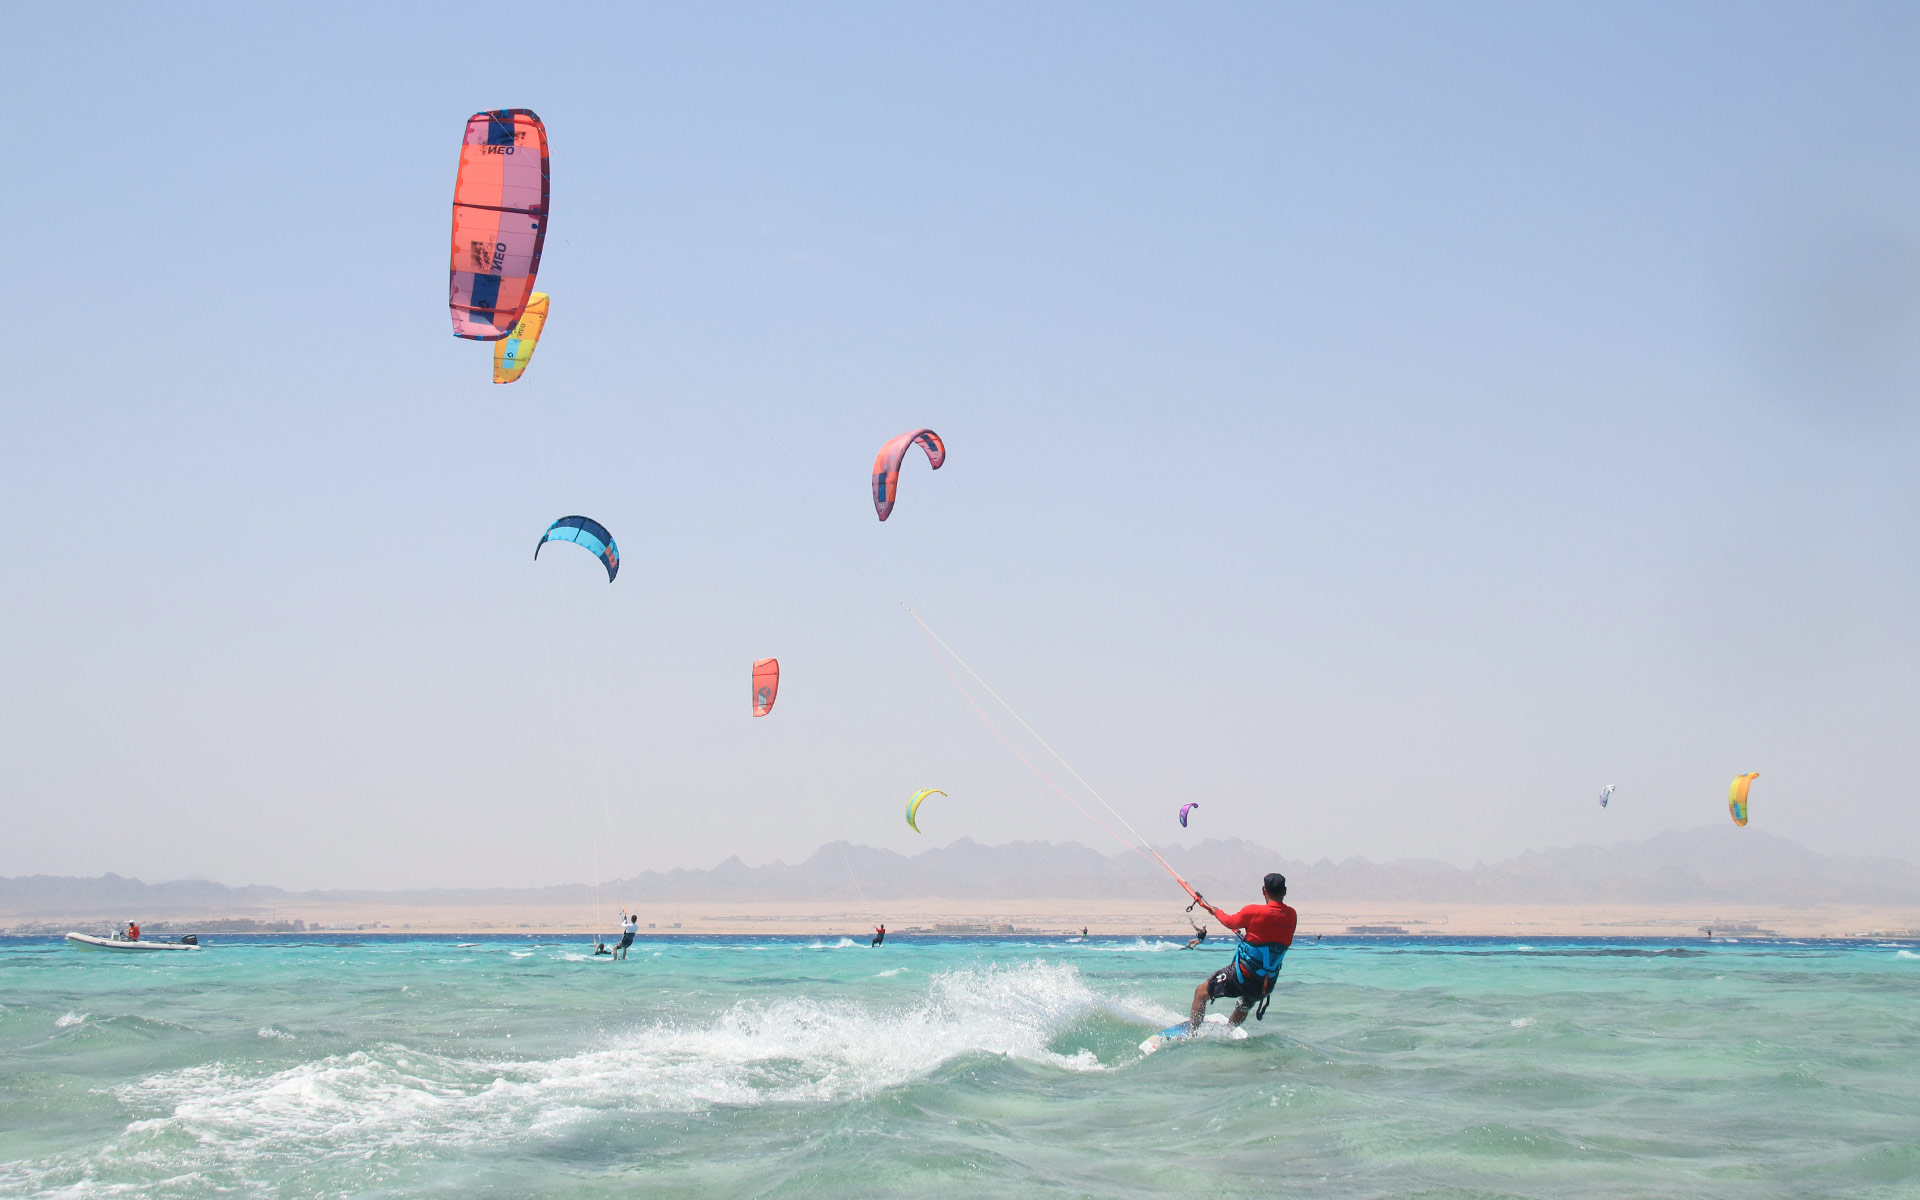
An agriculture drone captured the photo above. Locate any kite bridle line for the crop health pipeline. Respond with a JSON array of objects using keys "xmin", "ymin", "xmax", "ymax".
[{"xmin": 907, "ymin": 606, "xmax": 1198, "ymax": 904}]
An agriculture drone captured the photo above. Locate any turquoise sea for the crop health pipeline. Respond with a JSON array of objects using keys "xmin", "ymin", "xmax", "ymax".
[{"xmin": 2, "ymin": 933, "xmax": 1916, "ymax": 1198}]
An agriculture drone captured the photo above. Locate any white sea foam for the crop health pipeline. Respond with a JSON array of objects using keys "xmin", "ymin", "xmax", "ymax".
[
  {"xmin": 1095, "ymin": 938, "xmax": 1185, "ymax": 954},
  {"xmin": 877, "ymin": 967, "xmax": 911, "ymax": 977},
  {"xmin": 807, "ymin": 938, "xmax": 859, "ymax": 949},
  {"xmin": 1897, "ymin": 950, "xmax": 1919, "ymax": 960},
  {"xmin": 1510, "ymin": 1017, "xmax": 1536, "ymax": 1028},
  {"xmin": 257, "ymin": 1026, "xmax": 295, "ymax": 1041},
  {"xmin": 54, "ymin": 1012, "xmax": 86, "ymax": 1028},
  {"xmin": 79, "ymin": 960, "xmax": 1114, "ymax": 1183}
]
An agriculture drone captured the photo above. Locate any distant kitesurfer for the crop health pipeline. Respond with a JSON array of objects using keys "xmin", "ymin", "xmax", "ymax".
[
  {"xmin": 1082, "ymin": 927, "xmax": 1089, "ymax": 937},
  {"xmin": 871, "ymin": 924, "xmax": 886, "ymax": 947},
  {"xmin": 613, "ymin": 910, "xmax": 638, "ymax": 960},
  {"xmin": 1184, "ymin": 919, "xmax": 1209, "ymax": 950},
  {"xmin": 1187, "ymin": 872, "xmax": 1296, "ymax": 1031}
]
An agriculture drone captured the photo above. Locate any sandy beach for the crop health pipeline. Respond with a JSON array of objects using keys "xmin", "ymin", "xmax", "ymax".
[{"xmin": 18, "ymin": 898, "xmax": 1918, "ymax": 940}]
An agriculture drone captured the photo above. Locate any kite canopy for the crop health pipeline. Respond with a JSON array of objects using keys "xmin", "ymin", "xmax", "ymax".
[
  {"xmin": 535, "ymin": 516, "xmax": 619, "ymax": 582},
  {"xmin": 905, "ymin": 788, "xmax": 946, "ymax": 833},
  {"xmin": 493, "ymin": 292, "xmax": 548, "ymax": 383},
  {"xmin": 752, "ymin": 658, "xmax": 780, "ymax": 717},
  {"xmin": 1178, "ymin": 803, "xmax": 1199, "ymax": 828},
  {"xmin": 1728, "ymin": 772, "xmax": 1757, "ymax": 827},
  {"xmin": 1599, "ymin": 785, "xmax": 1614, "ymax": 809},
  {"xmin": 871, "ymin": 429, "xmax": 946, "ymax": 521},
  {"xmin": 450, "ymin": 109, "xmax": 550, "ymax": 340}
]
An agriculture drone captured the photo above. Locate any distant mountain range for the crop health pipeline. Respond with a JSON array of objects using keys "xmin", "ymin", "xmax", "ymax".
[{"xmin": 3, "ymin": 826, "xmax": 1917, "ymax": 914}]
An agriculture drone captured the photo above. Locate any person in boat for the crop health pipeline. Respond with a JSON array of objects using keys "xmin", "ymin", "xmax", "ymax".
[
  {"xmin": 1187, "ymin": 872, "xmax": 1296, "ymax": 1031},
  {"xmin": 125, "ymin": 921, "xmax": 141, "ymax": 942},
  {"xmin": 871, "ymin": 923, "xmax": 886, "ymax": 947},
  {"xmin": 613, "ymin": 910, "xmax": 638, "ymax": 960}
]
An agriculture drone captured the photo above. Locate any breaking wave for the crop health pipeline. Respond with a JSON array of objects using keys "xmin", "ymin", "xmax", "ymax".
[{"xmin": 5, "ymin": 962, "xmax": 1122, "ymax": 1194}]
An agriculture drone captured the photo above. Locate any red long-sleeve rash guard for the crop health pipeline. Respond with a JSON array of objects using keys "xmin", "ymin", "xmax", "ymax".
[{"xmin": 1207, "ymin": 901, "xmax": 1296, "ymax": 946}]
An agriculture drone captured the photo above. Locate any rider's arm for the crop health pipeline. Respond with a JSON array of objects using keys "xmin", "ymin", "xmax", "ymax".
[{"xmin": 1201, "ymin": 903, "xmax": 1252, "ymax": 932}]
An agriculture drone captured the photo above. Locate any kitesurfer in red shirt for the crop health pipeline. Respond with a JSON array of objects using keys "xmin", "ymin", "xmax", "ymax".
[{"xmin": 1188, "ymin": 873, "xmax": 1295, "ymax": 1030}]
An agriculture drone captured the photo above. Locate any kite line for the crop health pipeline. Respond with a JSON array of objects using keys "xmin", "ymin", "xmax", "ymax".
[{"xmin": 906, "ymin": 605, "xmax": 1197, "ymax": 902}]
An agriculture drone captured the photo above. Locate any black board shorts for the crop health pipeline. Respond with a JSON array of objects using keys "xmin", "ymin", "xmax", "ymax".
[{"xmin": 1205, "ymin": 964, "xmax": 1260, "ymax": 1008}]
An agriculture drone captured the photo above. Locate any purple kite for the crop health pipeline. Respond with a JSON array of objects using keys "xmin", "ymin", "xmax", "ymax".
[{"xmin": 1178, "ymin": 803, "xmax": 1199, "ymax": 828}]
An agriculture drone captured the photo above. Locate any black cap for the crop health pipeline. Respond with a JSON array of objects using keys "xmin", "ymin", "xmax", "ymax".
[{"xmin": 1263, "ymin": 873, "xmax": 1287, "ymax": 898}]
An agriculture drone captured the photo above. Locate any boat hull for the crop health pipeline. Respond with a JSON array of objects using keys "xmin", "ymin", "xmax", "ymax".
[{"xmin": 64, "ymin": 933, "xmax": 200, "ymax": 953}]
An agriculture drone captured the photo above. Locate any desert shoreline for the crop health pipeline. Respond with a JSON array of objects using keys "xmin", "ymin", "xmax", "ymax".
[{"xmin": 14, "ymin": 899, "xmax": 1918, "ymax": 940}]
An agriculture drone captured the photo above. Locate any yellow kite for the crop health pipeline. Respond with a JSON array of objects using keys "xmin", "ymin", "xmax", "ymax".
[
  {"xmin": 1728, "ymin": 772, "xmax": 1758, "ymax": 827},
  {"xmin": 906, "ymin": 788, "xmax": 946, "ymax": 833},
  {"xmin": 493, "ymin": 292, "xmax": 548, "ymax": 384}
]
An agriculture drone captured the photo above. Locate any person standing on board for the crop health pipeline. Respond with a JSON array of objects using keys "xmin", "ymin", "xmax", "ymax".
[
  {"xmin": 613, "ymin": 910, "xmax": 638, "ymax": 960},
  {"xmin": 1187, "ymin": 873, "xmax": 1296, "ymax": 1030},
  {"xmin": 1184, "ymin": 918, "xmax": 1209, "ymax": 950},
  {"xmin": 871, "ymin": 923, "xmax": 886, "ymax": 947}
]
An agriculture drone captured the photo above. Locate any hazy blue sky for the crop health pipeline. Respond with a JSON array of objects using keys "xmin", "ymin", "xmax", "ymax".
[{"xmin": 4, "ymin": 5, "xmax": 1918, "ymax": 890}]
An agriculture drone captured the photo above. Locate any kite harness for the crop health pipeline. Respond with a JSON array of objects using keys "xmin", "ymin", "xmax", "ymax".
[
  {"xmin": 1189, "ymin": 893, "xmax": 1289, "ymax": 1020},
  {"xmin": 1231, "ymin": 941, "xmax": 1287, "ymax": 1020}
]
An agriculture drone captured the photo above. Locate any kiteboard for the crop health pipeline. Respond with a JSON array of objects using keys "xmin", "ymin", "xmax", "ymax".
[
  {"xmin": 64, "ymin": 932, "xmax": 200, "ymax": 953},
  {"xmin": 1139, "ymin": 1012, "xmax": 1248, "ymax": 1054}
]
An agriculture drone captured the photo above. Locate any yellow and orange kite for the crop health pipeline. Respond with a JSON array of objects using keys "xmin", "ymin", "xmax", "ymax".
[
  {"xmin": 1728, "ymin": 772, "xmax": 1758, "ymax": 826},
  {"xmin": 492, "ymin": 293, "xmax": 548, "ymax": 383}
]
